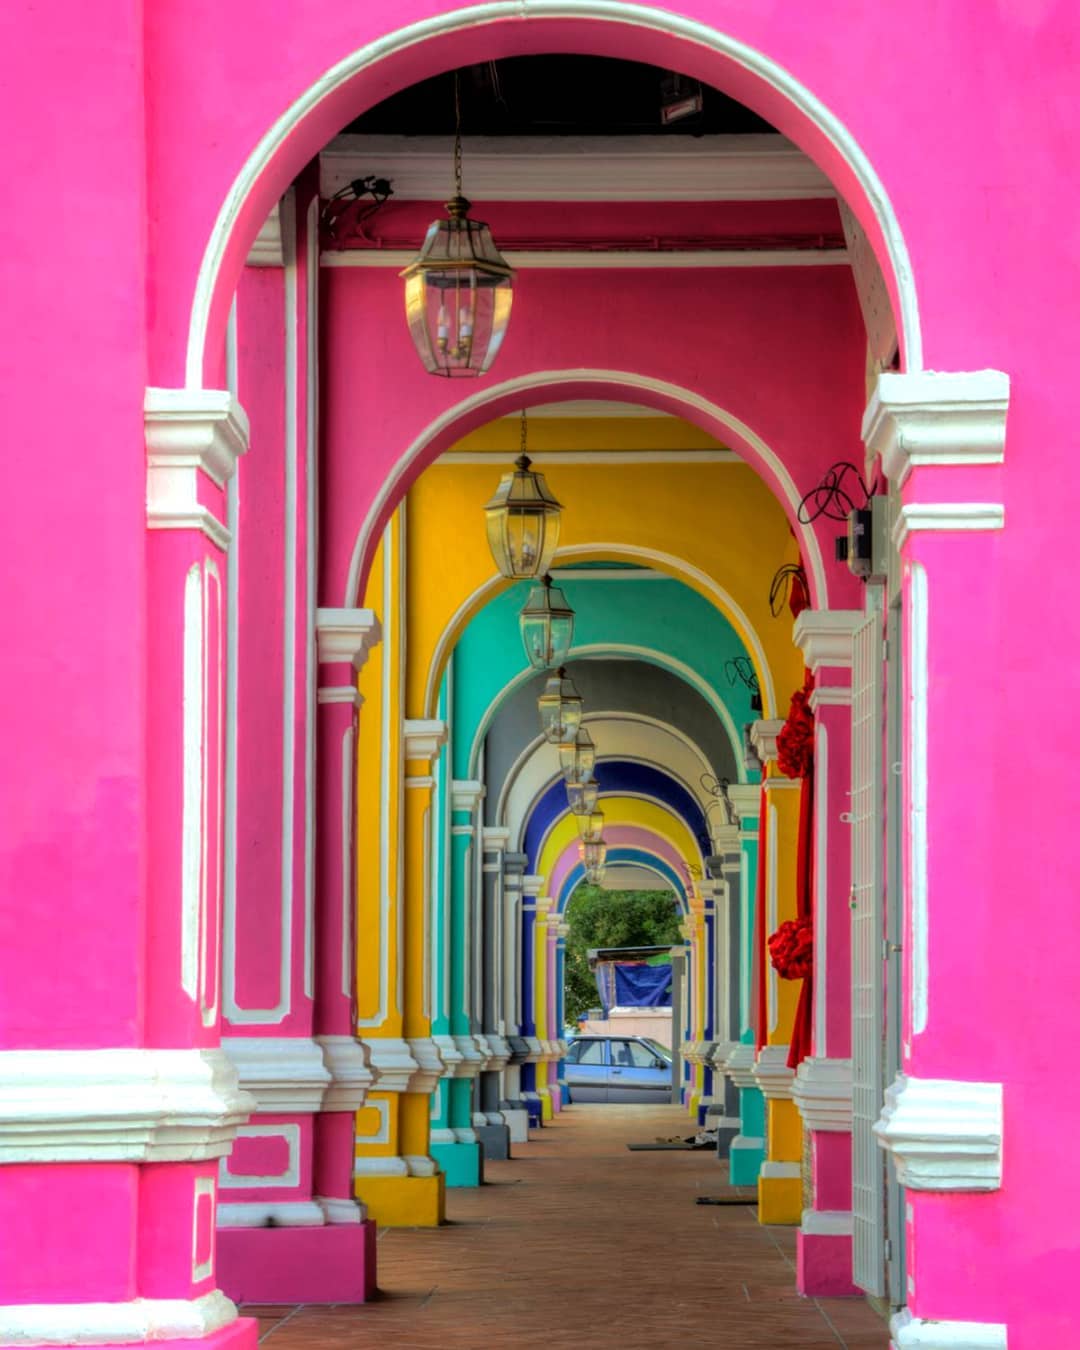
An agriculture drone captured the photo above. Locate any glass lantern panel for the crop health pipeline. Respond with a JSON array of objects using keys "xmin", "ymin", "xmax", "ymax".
[
  {"xmin": 566, "ymin": 780, "xmax": 599, "ymax": 815},
  {"xmin": 560, "ymin": 733, "xmax": 596, "ymax": 783},
  {"xmin": 575, "ymin": 810, "xmax": 604, "ymax": 844},
  {"xmin": 404, "ymin": 262, "xmax": 512, "ymax": 378}
]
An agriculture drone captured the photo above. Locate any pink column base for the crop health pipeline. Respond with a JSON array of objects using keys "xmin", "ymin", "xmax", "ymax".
[
  {"xmin": 216, "ymin": 1222, "xmax": 377, "ymax": 1304},
  {"xmin": 796, "ymin": 1231, "xmax": 861, "ymax": 1297}
]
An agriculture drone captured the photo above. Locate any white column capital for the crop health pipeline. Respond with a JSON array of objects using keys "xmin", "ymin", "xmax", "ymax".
[
  {"xmin": 727, "ymin": 783, "xmax": 760, "ymax": 826},
  {"xmin": 451, "ymin": 779, "xmax": 485, "ymax": 813},
  {"xmin": 522, "ymin": 874, "xmax": 545, "ymax": 898},
  {"xmin": 482, "ymin": 825, "xmax": 511, "ymax": 851},
  {"xmin": 221, "ymin": 1036, "xmax": 332, "ymax": 1113},
  {"xmin": 145, "ymin": 388, "xmax": 250, "ymax": 547},
  {"xmin": 792, "ymin": 609, "xmax": 863, "ymax": 672},
  {"xmin": 792, "ymin": 1056, "xmax": 852, "ymax": 1132},
  {"xmin": 709, "ymin": 823, "xmax": 741, "ymax": 855},
  {"xmin": 315, "ymin": 607, "xmax": 382, "ymax": 671},
  {"xmin": 862, "ymin": 369, "xmax": 1009, "ymax": 486},
  {"xmin": 873, "ymin": 1073, "xmax": 1003, "ymax": 1191},
  {"xmin": 403, "ymin": 717, "xmax": 447, "ymax": 761},
  {"xmin": 752, "ymin": 1044, "xmax": 795, "ymax": 1099},
  {"xmin": 749, "ymin": 718, "xmax": 785, "ymax": 764}
]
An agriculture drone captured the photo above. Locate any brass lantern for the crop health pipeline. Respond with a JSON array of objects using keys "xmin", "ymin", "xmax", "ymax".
[
  {"xmin": 585, "ymin": 863, "xmax": 607, "ymax": 886},
  {"xmin": 566, "ymin": 779, "xmax": 599, "ymax": 816},
  {"xmin": 559, "ymin": 729, "xmax": 596, "ymax": 784},
  {"xmin": 484, "ymin": 416, "xmax": 562, "ymax": 579},
  {"xmin": 575, "ymin": 810, "xmax": 605, "ymax": 845},
  {"xmin": 538, "ymin": 669, "xmax": 583, "ymax": 745},
  {"xmin": 401, "ymin": 73, "xmax": 513, "ymax": 377},
  {"xmin": 580, "ymin": 839, "xmax": 608, "ymax": 872},
  {"xmin": 520, "ymin": 574, "xmax": 574, "ymax": 670}
]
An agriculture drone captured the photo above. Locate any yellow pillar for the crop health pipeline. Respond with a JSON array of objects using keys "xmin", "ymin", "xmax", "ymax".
[{"xmin": 751, "ymin": 720, "xmax": 804, "ymax": 1225}]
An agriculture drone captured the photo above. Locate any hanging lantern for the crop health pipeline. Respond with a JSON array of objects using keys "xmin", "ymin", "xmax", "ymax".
[
  {"xmin": 520, "ymin": 574, "xmax": 574, "ymax": 670},
  {"xmin": 580, "ymin": 839, "xmax": 608, "ymax": 872},
  {"xmin": 585, "ymin": 863, "xmax": 607, "ymax": 886},
  {"xmin": 402, "ymin": 74, "xmax": 513, "ymax": 377},
  {"xmin": 538, "ymin": 669, "xmax": 583, "ymax": 745},
  {"xmin": 566, "ymin": 779, "xmax": 599, "ymax": 816},
  {"xmin": 484, "ymin": 414, "xmax": 562, "ymax": 579},
  {"xmin": 559, "ymin": 729, "xmax": 596, "ymax": 784},
  {"xmin": 575, "ymin": 810, "xmax": 605, "ymax": 845}
]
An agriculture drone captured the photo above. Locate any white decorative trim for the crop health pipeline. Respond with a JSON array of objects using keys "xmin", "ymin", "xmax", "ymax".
[
  {"xmin": 482, "ymin": 825, "xmax": 512, "ymax": 851},
  {"xmin": 862, "ymin": 370, "xmax": 1010, "ymax": 486},
  {"xmin": 723, "ymin": 1044, "xmax": 760, "ymax": 1091},
  {"xmin": 431, "ymin": 1034, "xmax": 470, "ymax": 1078},
  {"xmin": 0, "ymin": 1049, "xmax": 252, "ymax": 1163},
  {"xmin": 809, "ymin": 685, "xmax": 851, "ymax": 710},
  {"xmin": 314, "ymin": 1195, "xmax": 366, "ymax": 1225},
  {"xmin": 910, "ymin": 564, "xmax": 929, "ymax": 1035},
  {"xmin": 889, "ymin": 1309, "xmax": 1007, "ymax": 1349},
  {"xmin": 483, "ymin": 1034, "xmax": 512, "ymax": 1073},
  {"xmin": 405, "ymin": 1037, "xmax": 445, "ymax": 1094},
  {"xmin": 247, "ymin": 202, "xmax": 283, "ymax": 266},
  {"xmin": 792, "ymin": 610, "xmax": 862, "ymax": 671},
  {"xmin": 750, "ymin": 719, "xmax": 785, "ymax": 764},
  {"xmin": 315, "ymin": 607, "xmax": 382, "ymax": 670},
  {"xmin": 405, "ymin": 1153, "xmax": 440, "ymax": 1177},
  {"xmin": 874, "ymin": 1075, "xmax": 1003, "ymax": 1191},
  {"xmin": 0, "ymin": 1291, "xmax": 237, "ymax": 1346},
  {"xmin": 753, "ymin": 1044, "xmax": 795, "ymax": 1100},
  {"xmin": 315, "ymin": 1035, "xmax": 377, "ymax": 1111},
  {"xmin": 325, "ymin": 247, "xmax": 847, "ymax": 269},
  {"xmin": 451, "ymin": 779, "xmax": 485, "ymax": 814},
  {"xmin": 707, "ymin": 1040, "xmax": 739, "ymax": 1071},
  {"xmin": 759, "ymin": 1161, "xmax": 801, "ymax": 1179},
  {"xmin": 321, "ymin": 133, "xmax": 834, "ymax": 202},
  {"xmin": 145, "ymin": 389, "xmax": 249, "ymax": 542},
  {"xmin": 191, "ymin": 1177, "xmax": 216, "ymax": 1282},
  {"xmin": 893, "ymin": 503, "xmax": 1005, "ymax": 551},
  {"xmin": 403, "ymin": 717, "xmax": 448, "ymax": 762},
  {"xmin": 359, "ymin": 1038, "xmax": 419, "ymax": 1094},
  {"xmin": 727, "ymin": 784, "xmax": 760, "ymax": 826},
  {"xmin": 217, "ymin": 1199, "xmax": 324, "ymax": 1227},
  {"xmin": 800, "ymin": 1208, "xmax": 853, "ymax": 1237},
  {"xmin": 792, "ymin": 1057, "xmax": 852, "ymax": 1132},
  {"xmin": 219, "ymin": 1123, "xmax": 301, "ymax": 1189},
  {"xmin": 220, "ymin": 1037, "xmax": 331, "ymax": 1113},
  {"xmin": 317, "ymin": 685, "xmax": 363, "ymax": 707},
  {"xmin": 354, "ymin": 1155, "xmax": 409, "ymax": 1177}
]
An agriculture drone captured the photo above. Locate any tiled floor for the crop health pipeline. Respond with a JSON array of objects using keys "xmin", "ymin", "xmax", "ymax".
[{"xmin": 245, "ymin": 1104, "xmax": 890, "ymax": 1348}]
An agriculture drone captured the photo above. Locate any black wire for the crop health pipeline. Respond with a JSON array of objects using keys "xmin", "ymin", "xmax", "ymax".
[
  {"xmin": 724, "ymin": 656, "xmax": 759, "ymax": 693},
  {"xmin": 769, "ymin": 563, "xmax": 808, "ymax": 618},
  {"xmin": 797, "ymin": 461, "xmax": 871, "ymax": 524}
]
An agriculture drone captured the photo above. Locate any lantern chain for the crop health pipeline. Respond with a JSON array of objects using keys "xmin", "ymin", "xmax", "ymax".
[{"xmin": 453, "ymin": 70, "xmax": 464, "ymax": 198}]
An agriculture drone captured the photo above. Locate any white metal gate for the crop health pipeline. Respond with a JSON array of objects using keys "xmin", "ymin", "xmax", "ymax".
[{"xmin": 851, "ymin": 606, "xmax": 886, "ymax": 1297}]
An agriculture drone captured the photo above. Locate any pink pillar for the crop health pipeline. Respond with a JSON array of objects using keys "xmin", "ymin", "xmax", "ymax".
[{"xmin": 792, "ymin": 610, "xmax": 861, "ymax": 1297}]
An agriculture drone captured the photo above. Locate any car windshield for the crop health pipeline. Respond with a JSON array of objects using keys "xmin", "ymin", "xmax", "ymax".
[{"xmin": 641, "ymin": 1038, "xmax": 673, "ymax": 1063}]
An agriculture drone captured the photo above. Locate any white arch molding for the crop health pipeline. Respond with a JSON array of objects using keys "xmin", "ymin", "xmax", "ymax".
[
  {"xmin": 466, "ymin": 642, "xmax": 747, "ymax": 781},
  {"xmin": 499, "ymin": 713, "xmax": 725, "ymax": 845},
  {"xmin": 346, "ymin": 377, "xmax": 829, "ymax": 632},
  {"xmin": 416, "ymin": 540, "xmax": 778, "ymax": 721},
  {"xmin": 186, "ymin": 1, "xmax": 921, "ymax": 385}
]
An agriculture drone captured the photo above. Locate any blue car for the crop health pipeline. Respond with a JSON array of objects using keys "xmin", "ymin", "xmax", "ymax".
[{"xmin": 563, "ymin": 1035, "xmax": 673, "ymax": 1103}]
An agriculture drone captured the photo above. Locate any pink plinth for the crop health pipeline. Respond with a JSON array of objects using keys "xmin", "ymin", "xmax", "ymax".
[
  {"xmin": 215, "ymin": 1223, "xmax": 377, "ymax": 1305},
  {"xmin": 796, "ymin": 1232, "xmax": 860, "ymax": 1298}
]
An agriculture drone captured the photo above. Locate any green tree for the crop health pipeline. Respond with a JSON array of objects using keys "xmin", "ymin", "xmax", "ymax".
[{"xmin": 562, "ymin": 887, "xmax": 682, "ymax": 1024}]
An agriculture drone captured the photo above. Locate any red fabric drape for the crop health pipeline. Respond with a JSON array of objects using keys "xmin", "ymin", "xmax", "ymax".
[
  {"xmin": 752, "ymin": 781, "xmax": 769, "ymax": 1051},
  {"xmin": 787, "ymin": 768, "xmax": 814, "ymax": 1070}
]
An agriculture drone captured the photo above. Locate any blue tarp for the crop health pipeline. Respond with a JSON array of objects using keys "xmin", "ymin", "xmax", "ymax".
[{"xmin": 613, "ymin": 962, "xmax": 672, "ymax": 1008}]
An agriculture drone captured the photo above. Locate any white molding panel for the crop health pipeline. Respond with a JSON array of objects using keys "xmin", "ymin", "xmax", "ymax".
[
  {"xmin": 792, "ymin": 1056, "xmax": 853, "ymax": 1132},
  {"xmin": 0, "ymin": 1049, "xmax": 252, "ymax": 1163},
  {"xmin": 862, "ymin": 370, "xmax": 1010, "ymax": 486},
  {"xmin": 219, "ymin": 1123, "xmax": 301, "ymax": 1190},
  {"xmin": 320, "ymin": 133, "xmax": 835, "ymax": 202},
  {"xmin": 0, "ymin": 1291, "xmax": 237, "ymax": 1346},
  {"xmin": 220, "ymin": 1036, "xmax": 331, "ymax": 1113},
  {"xmin": 874, "ymin": 1074, "xmax": 1003, "ymax": 1191},
  {"xmin": 890, "ymin": 1309, "xmax": 1007, "ymax": 1349}
]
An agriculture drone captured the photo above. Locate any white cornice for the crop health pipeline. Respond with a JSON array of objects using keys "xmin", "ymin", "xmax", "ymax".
[
  {"xmin": 320, "ymin": 133, "xmax": 835, "ymax": 202},
  {"xmin": 431, "ymin": 1034, "xmax": 470, "ymax": 1078},
  {"xmin": 315, "ymin": 1035, "xmax": 377, "ymax": 1111},
  {"xmin": 315, "ymin": 607, "xmax": 382, "ymax": 670},
  {"xmin": 358, "ymin": 1037, "xmax": 418, "ymax": 1094},
  {"xmin": 752, "ymin": 1044, "xmax": 795, "ymax": 1100},
  {"xmin": 325, "ymin": 247, "xmax": 847, "ymax": 270},
  {"xmin": 727, "ymin": 784, "xmax": 761, "ymax": 826},
  {"xmin": 451, "ymin": 779, "xmax": 486, "ymax": 814},
  {"xmin": 723, "ymin": 1044, "xmax": 760, "ymax": 1091},
  {"xmin": 403, "ymin": 717, "xmax": 448, "ymax": 762},
  {"xmin": 0, "ymin": 1049, "xmax": 252, "ymax": 1163},
  {"xmin": 483, "ymin": 1034, "xmax": 512, "ymax": 1073},
  {"xmin": 317, "ymin": 686, "xmax": 363, "ymax": 708},
  {"xmin": 862, "ymin": 370, "xmax": 1010, "ymax": 486},
  {"xmin": 792, "ymin": 610, "xmax": 862, "ymax": 671},
  {"xmin": 482, "ymin": 825, "xmax": 511, "ymax": 851},
  {"xmin": 892, "ymin": 503, "xmax": 1005, "ymax": 551},
  {"xmin": 0, "ymin": 1291, "xmax": 237, "ymax": 1346},
  {"xmin": 522, "ymin": 874, "xmax": 545, "ymax": 898},
  {"xmin": 792, "ymin": 1057, "xmax": 852, "ymax": 1133},
  {"xmin": 873, "ymin": 1074, "xmax": 1003, "ymax": 1191},
  {"xmin": 710, "ymin": 824, "xmax": 741, "ymax": 855},
  {"xmin": 247, "ymin": 202, "xmax": 284, "ymax": 266},
  {"xmin": 750, "ymin": 719, "xmax": 785, "ymax": 765},
  {"xmin": 890, "ymin": 1309, "xmax": 1007, "ymax": 1349},
  {"xmin": 145, "ymin": 388, "xmax": 249, "ymax": 541},
  {"xmin": 221, "ymin": 1036, "xmax": 332, "ymax": 1113},
  {"xmin": 405, "ymin": 1037, "xmax": 445, "ymax": 1095},
  {"xmin": 809, "ymin": 685, "xmax": 851, "ymax": 711}
]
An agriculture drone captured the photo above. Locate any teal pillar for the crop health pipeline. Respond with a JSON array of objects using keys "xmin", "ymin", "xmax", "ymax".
[{"xmin": 726, "ymin": 784, "xmax": 766, "ymax": 1186}]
